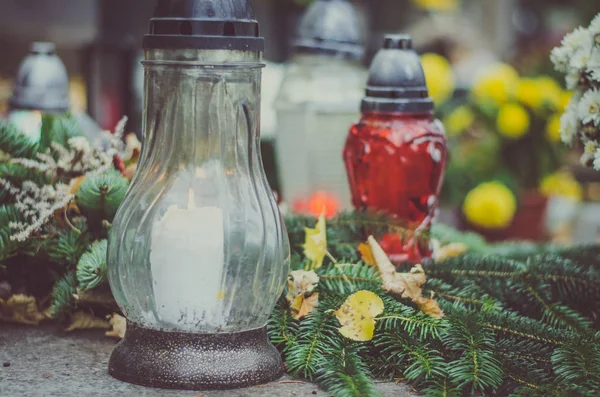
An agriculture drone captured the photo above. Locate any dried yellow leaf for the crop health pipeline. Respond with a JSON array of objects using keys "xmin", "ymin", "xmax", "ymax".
[
  {"xmin": 335, "ymin": 290, "xmax": 384, "ymax": 341},
  {"xmin": 0, "ymin": 294, "xmax": 45, "ymax": 325},
  {"xmin": 303, "ymin": 212, "xmax": 327, "ymax": 270},
  {"xmin": 368, "ymin": 236, "xmax": 443, "ymax": 318},
  {"xmin": 105, "ymin": 313, "xmax": 126, "ymax": 339},
  {"xmin": 64, "ymin": 311, "xmax": 110, "ymax": 331},
  {"xmin": 358, "ymin": 242, "xmax": 376, "ymax": 266},
  {"xmin": 286, "ymin": 270, "xmax": 320, "ymax": 319},
  {"xmin": 68, "ymin": 176, "xmax": 87, "ymax": 195},
  {"xmin": 432, "ymin": 240, "xmax": 468, "ymax": 262}
]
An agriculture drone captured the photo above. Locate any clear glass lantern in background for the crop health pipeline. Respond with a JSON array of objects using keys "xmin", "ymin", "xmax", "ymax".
[
  {"xmin": 107, "ymin": 0, "xmax": 290, "ymax": 390},
  {"xmin": 275, "ymin": 0, "xmax": 367, "ymax": 212}
]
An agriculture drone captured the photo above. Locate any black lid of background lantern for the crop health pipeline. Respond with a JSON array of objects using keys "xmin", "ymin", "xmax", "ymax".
[
  {"xmin": 361, "ymin": 34, "xmax": 434, "ymax": 114},
  {"xmin": 143, "ymin": 0, "xmax": 264, "ymax": 51},
  {"xmin": 293, "ymin": 0, "xmax": 364, "ymax": 60},
  {"xmin": 9, "ymin": 42, "xmax": 70, "ymax": 112}
]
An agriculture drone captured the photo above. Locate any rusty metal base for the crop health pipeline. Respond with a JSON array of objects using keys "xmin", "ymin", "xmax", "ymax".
[{"xmin": 108, "ymin": 322, "xmax": 283, "ymax": 390}]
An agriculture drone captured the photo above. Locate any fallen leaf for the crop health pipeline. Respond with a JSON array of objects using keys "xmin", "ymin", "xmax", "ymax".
[
  {"xmin": 68, "ymin": 176, "xmax": 87, "ymax": 195},
  {"xmin": 368, "ymin": 236, "xmax": 443, "ymax": 318},
  {"xmin": 64, "ymin": 311, "xmax": 110, "ymax": 331},
  {"xmin": 0, "ymin": 294, "xmax": 45, "ymax": 325},
  {"xmin": 303, "ymin": 212, "xmax": 327, "ymax": 270},
  {"xmin": 358, "ymin": 242, "xmax": 376, "ymax": 266},
  {"xmin": 335, "ymin": 290, "xmax": 384, "ymax": 341},
  {"xmin": 432, "ymin": 240, "xmax": 468, "ymax": 262},
  {"xmin": 105, "ymin": 313, "xmax": 126, "ymax": 339},
  {"xmin": 286, "ymin": 270, "xmax": 320, "ymax": 319}
]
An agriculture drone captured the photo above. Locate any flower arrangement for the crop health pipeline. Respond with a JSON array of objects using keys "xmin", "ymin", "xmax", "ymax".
[
  {"xmin": 422, "ymin": 54, "xmax": 579, "ymax": 233},
  {"xmin": 551, "ymin": 14, "xmax": 600, "ymax": 169}
]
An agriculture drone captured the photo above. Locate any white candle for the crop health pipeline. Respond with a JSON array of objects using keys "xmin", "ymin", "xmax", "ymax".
[{"xmin": 150, "ymin": 189, "xmax": 225, "ymax": 329}]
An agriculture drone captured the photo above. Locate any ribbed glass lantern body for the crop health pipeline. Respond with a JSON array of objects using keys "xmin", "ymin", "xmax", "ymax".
[{"xmin": 107, "ymin": 49, "xmax": 290, "ymax": 333}]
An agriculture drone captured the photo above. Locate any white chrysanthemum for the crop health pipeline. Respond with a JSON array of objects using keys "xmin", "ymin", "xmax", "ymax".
[
  {"xmin": 565, "ymin": 71, "xmax": 581, "ymax": 90},
  {"xmin": 559, "ymin": 105, "xmax": 579, "ymax": 145},
  {"xmin": 594, "ymin": 148, "xmax": 600, "ymax": 171},
  {"xmin": 590, "ymin": 49, "xmax": 600, "ymax": 82},
  {"xmin": 590, "ymin": 14, "xmax": 600, "ymax": 36},
  {"xmin": 562, "ymin": 26, "xmax": 593, "ymax": 53},
  {"xmin": 570, "ymin": 49, "xmax": 591, "ymax": 70},
  {"xmin": 585, "ymin": 140, "xmax": 598, "ymax": 156},
  {"xmin": 551, "ymin": 45, "xmax": 571, "ymax": 73},
  {"xmin": 578, "ymin": 89, "xmax": 600, "ymax": 126}
]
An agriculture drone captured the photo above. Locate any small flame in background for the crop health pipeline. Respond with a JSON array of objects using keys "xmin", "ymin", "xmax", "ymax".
[{"xmin": 293, "ymin": 191, "xmax": 341, "ymax": 219}]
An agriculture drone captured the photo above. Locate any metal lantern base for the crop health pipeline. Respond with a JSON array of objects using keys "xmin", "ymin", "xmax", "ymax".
[{"xmin": 108, "ymin": 322, "xmax": 283, "ymax": 390}]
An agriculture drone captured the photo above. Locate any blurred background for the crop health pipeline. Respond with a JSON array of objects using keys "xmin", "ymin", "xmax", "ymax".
[{"xmin": 1, "ymin": 0, "xmax": 599, "ymax": 243}]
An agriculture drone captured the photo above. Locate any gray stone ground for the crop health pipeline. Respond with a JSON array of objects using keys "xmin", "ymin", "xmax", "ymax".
[{"xmin": 0, "ymin": 324, "xmax": 415, "ymax": 397}]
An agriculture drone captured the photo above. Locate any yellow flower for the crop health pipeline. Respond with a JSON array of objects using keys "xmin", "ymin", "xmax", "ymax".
[
  {"xmin": 540, "ymin": 172, "xmax": 582, "ymax": 202},
  {"xmin": 472, "ymin": 63, "xmax": 519, "ymax": 106},
  {"xmin": 496, "ymin": 103, "xmax": 530, "ymax": 139},
  {"xmin": 560, "ymin": 91, "xmax": 573, "ymax": 110},
  {"xmin": 444, "ymin": 106, "xmax": 475, "ymax": 136},
  {"xmin": 536, "ymin": 76, "xmax": 563, "ymax": 110},
  {"xmin": 516, "ymin": 78, "xmax": 542, "ymax": 109},
  {"xmin": 412, "ymin": 0, "xmax": 458, "ymax": 12},
  {"xmin": 463, "ymin": 181, "xmax": 517, "ymax": 229},
  {"xmin": 545, "ymin": 113, "xmax": 562, "ymax": 142},
  {"xmin": 421, "ymin": 53, "xmax": 455, "ymax": 105},
  {"xmin": 303, "ymin": 212, "xmax": 327, "ymax": 270}
]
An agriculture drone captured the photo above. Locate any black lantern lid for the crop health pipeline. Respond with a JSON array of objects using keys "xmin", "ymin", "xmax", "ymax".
[
  {"xmin": 361, "ymin": 34, "xmax": 433, "ymax": 114},
  {"xmin": 143, "ymin": 0, "xmax": 264, "ymax": 51},
  {"xmin": 293, "ymin": 0, "xmax": 363, "ymax": 59},
  {"xmin": 9, "ymin": 42, "xmax": 70, "ymax": 112}
]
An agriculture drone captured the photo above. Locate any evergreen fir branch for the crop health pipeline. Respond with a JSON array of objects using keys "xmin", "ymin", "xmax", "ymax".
[
  {"xmin": 0, "ymin": 205, "xmax": 27, "ymax": 261},
  {"xmin": 0, "ymin": 119, "xmax": 39, "ymax": 158},
  {"xmin": 47, "ymin": 271, "xmax": 77, "ymax": 320},
  {"xmin": 377, "ymin": 296, "xmax": 443, "ymax": 339},
  {"xmin": 284, "ymin": 296, "xmax": 341, "ymax": 379},
  {"xmin": 318, "ymin": 263, "xmax": 381, "ymax": 295},
  {"xmin": 40, "ymin": 223, "xmax": 90, "ymax": 268},
  {"xmin": 316, "ymin": 337, "xmax": 380, "ymax": 397},
  {"xmin": 39, "ymin": 113, "xmax": 83, "ymax": 151},
  {"xmin": 443, "ymin": 309, "xmax": 504, "ymax": 392},
  {"xmin": 430, "ymin": 223, "xmax": 489, "ymax": 253},
  {"xmin": 374, "ymin": 330, "xmax": 447, "ymax": 383},
  {"xmin": 551, "ymin": 339, "xmax": 600, "ymax": 390},
  {"xmin": 76, "ymin": 239, "xmax": 108, "ymax": 291},
  {"xmin": 75, "ymin": 170, "xmax": 128, "ymax": 222},
  {"xmin": 268, "ymin": 297, "xmax": 299, "ymax": 352},
  {"xmin": 420, "ymin": 377, "xmax": 462, "ymax": 397}
]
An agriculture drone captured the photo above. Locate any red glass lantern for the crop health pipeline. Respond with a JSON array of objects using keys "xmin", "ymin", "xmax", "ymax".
[{"xmin": 343, "ymin": 35, "xmax": 447, "ymax": 264}]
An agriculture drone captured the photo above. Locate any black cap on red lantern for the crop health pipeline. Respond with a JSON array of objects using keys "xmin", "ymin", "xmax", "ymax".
[
  {"xmin": 361, "ymin": 34, "xmax": 434, "ymax": 114},
  {"xmin": 143, "ymin": 0, "xmax": 264, "ymax": 51}
]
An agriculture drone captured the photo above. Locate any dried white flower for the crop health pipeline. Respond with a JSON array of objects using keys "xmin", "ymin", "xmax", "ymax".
[
  {"xmin": 68, "ymin": 136, "xmax": 91, "ymax": 153},
  {"xmin": 559, "ymin": 104, "xmax": 579, "ymax": 145},
  {"xmin": 578, "ymin": 89, "xmax": 600, "ymax": 127},
  {"xmin": 0, "ymin": 180, "xmax": 74, "ymax": 242}
]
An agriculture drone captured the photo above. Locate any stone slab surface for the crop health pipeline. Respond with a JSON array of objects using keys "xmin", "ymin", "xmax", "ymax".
[{"xmin": 0, "ymin": 324, "xmax": 416, "ymax": 397}]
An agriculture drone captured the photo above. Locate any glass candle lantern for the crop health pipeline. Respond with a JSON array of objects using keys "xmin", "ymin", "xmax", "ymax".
[
  {"xmin": 274, "ymin": 0, "xmax": 367, "ymax": 211},
  {"xmin": 344, "ymin": 35, "xmax": 447, "ymax": 264},
  {"xmin": 107, "ymin": 0, "xmax": 290, "ymax": 390}
]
